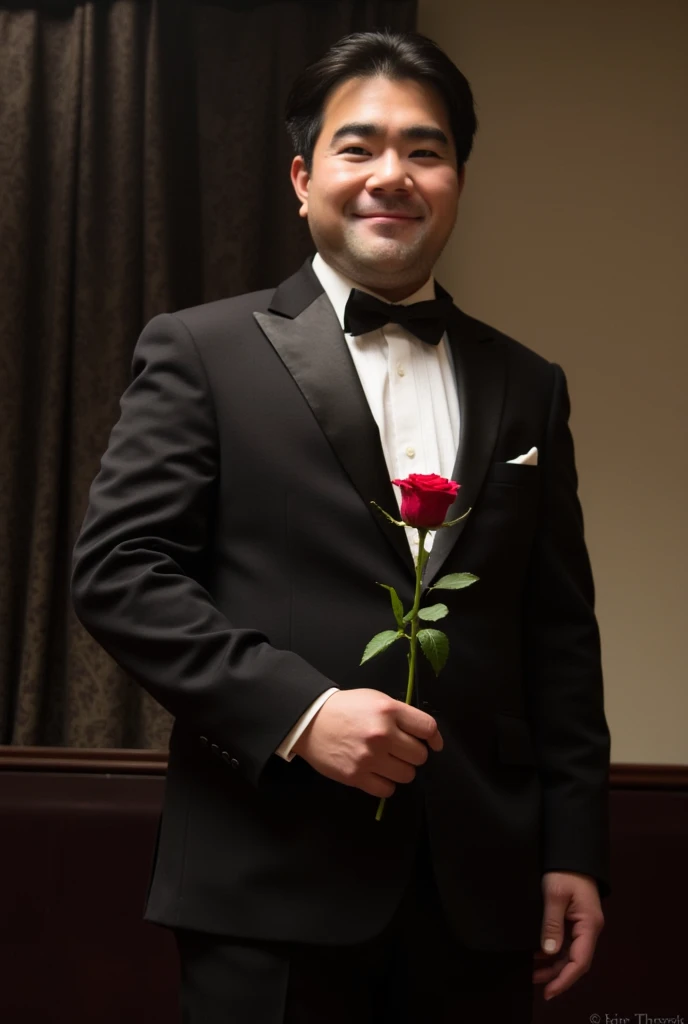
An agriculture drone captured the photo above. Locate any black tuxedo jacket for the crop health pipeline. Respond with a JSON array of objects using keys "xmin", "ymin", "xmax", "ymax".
[{"xmin": 71, "ymin": 256, "xmax": 611, "ymax": 951}]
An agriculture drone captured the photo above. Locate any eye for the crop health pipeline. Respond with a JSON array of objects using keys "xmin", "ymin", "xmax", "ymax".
[
  {"xmin": 340, "ymin": 146, "xmax": 370, "ymax": 155},
  {"xmin": 411, "ymin": 149, "xmax": 441, "ymax": 158}
]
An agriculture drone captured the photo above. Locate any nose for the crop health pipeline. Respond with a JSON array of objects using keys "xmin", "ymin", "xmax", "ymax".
[{"xmin": 365, "ymin": 149, "xmax": 412, "ymax": 194}]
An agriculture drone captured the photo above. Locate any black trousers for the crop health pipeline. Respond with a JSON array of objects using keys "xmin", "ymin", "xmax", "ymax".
[{"xmin": 174, "ymin": 813, "xmax": 535, "ymax": 1023}]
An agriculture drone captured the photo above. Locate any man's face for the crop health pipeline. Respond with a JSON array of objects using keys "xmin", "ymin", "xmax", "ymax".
[{"xmin": 291, "ymin": 75, "xmax": 464, "ymax": 299}]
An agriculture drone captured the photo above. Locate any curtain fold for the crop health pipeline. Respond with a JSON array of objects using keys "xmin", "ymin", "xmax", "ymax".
[{"xmin": 0, "ymin": 0, "xmax": 417, "ymax": 748}]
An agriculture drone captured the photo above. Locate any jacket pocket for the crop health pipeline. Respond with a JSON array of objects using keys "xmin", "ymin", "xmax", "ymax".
[{"xmin": 485, "ymin": 461, "xmax": 540, "ymax": 486}]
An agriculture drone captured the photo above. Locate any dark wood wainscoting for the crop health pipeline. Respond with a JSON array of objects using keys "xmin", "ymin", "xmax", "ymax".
[{"xmin": 0, "ymin": 749, "xmax": 686, "ymax": 1024}]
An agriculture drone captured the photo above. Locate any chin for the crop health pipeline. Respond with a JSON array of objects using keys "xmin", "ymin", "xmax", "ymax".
[
  {"xmin": 357, "ymin": 248, "xmax": 429, "ymax": 278},
  {"xmin": 349, "ymin": 238, "xmax": 415, "ymax": 263}
]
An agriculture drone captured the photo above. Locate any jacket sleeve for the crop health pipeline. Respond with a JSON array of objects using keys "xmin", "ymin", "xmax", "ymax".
[
  {"xmin": 70, "ymin": 312, "xmax": 336, "ymax": 788},
  {"xmin": 275, "ymin": 688, "xmax": 340, "ymax": 761},
  {"xmin": 523, "ymin": 362, "xmax": 612, "ymax": 899}
]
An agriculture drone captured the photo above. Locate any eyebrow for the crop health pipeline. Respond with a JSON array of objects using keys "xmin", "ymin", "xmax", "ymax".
[{"xmin": 329, "ymin": 122, "xmax": 450, "ymax": 147}]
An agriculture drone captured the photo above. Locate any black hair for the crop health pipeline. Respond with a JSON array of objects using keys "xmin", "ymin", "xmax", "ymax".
[{"xmin": 285, "ymin": 30, "xmax": 478, "ymax": 172}]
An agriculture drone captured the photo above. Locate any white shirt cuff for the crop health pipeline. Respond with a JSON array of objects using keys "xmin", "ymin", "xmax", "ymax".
[{"xmin": 275, "ymin": 687, "xmax": 340, "ymax": 761}]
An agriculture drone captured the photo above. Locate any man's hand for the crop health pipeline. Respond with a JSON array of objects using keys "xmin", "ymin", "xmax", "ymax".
[
  {"xmin": 534, "ymin": 871, "xmax": 605, "ymax": 1001},
  {"xmin": 292, "ymin": 688, "xmax": 443, "ymax": 797}
]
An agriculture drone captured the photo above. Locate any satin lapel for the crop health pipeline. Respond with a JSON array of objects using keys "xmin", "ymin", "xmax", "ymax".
[
  {"xmin": 422, "ymin": 305, "xmax": 506, "ymax": 590},
  {"xmin": 254, "ymin": 276, "xmax": 416, "ymax": 579}
]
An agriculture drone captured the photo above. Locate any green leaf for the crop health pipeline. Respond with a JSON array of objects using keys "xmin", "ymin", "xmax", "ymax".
[
  {"xmin": 430, "ymin": 572, "xmax": 479, "ymax": 591},
  {"xmin": 417, "ymin": 629, "xmax": 449, "ymax": 676},
  {"xmin": 360, "ymin": 630, "xmax": 402, "ymax": 665},
  {"xmin": 376, "ymin": 583, "xmax": 405, "ymax": 629},
  {"xmin": 416, "ymin": 603, "xmax": 449, "ymax": 622}
]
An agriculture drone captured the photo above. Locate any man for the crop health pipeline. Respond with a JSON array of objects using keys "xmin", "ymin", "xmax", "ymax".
[{"xmin": 71, "ymin": 30, "xmax": 610, "ymax": 1023}]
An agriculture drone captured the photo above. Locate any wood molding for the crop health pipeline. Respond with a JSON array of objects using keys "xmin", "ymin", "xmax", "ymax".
[
  {"xmin": 609, "ymin": 763, "xmax": 688, "ymax": 788},
  {"xmin": 0, "ymin": 746, "xmax": 168, "ymax": 774},
  {"xmin": 0, "ymin": 746, "xmax": 686, "ymax": 786}
]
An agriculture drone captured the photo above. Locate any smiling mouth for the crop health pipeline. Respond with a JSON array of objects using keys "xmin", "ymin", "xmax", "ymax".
[{"xmin": 355, "ymin": 214, "xmax": 421, "ymax": 221}]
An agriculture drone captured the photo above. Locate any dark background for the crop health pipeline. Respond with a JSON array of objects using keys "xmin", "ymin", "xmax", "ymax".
[{"xmin": 0, "ymin": 0, "xmax": 415, "ymax": 750}]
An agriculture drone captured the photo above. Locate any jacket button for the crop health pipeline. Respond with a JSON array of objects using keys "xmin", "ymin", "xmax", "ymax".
[
  {"xmin": 221, "ymin": 751, "xmax": 231, "ymax": 763},
  {"xmin": 230, "ymin": 758, "xmax": 239, "ymax": 769},
  {"xmin": 199, "ymin": 736, "xmax": 209, "ymax": 748},
  {"xmin": 211, "ymin": 743, "xmax": 219, "ymax": 756}
]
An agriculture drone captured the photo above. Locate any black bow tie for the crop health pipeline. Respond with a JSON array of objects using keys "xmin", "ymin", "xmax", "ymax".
[{"xmin": 343, "ymin": 288, "xmax": 453, "ymax": 346}]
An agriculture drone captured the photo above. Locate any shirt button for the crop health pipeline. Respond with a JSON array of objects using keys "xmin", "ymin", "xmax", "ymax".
[
  {"xmin": 397, "ymin": 363, "xmax": 406, "ymax": 376},
  {"xmin": 406, "ymin": 446, "xmax": 415, "ymax": 458}
]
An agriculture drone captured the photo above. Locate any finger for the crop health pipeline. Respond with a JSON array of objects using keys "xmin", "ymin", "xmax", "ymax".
[
  {"xmin": 360, "ymin": 773, "xmax": 396, "ymax": 799},
  {"xmin": 426, "ymin": 728, "xmax": 444, "ymax": 752},
  {"xmin": 544, "ymin": 958, "xmax": 589, "ymax": 1000},
  {"xmin": 391, "ymin": 736, "xmax": 429, "ymax": 767},
  {"xmin": 532, "ymin": 955, "xmax": 568, "ymax": 984},
  {"xmin": 543, "ymin": 927, "xmax": 596, "ymax": 999},
  {"xmin": 557, "ymin": 926, "xmax": 595, "ymax": 975},
  {"xmin": 380, "ymin": 754, "xmax": 416, "ymax": 785},
  {"xmin": 540, "ymin": 890, "xmax": 568, "ymax": 956},
  {"xmin": 395, "ymin": 704, "xmax": 443, "ymax": 750},
  {"xmin": 568, "ymin": 921, "xmax": 599, "ymax": 968}
]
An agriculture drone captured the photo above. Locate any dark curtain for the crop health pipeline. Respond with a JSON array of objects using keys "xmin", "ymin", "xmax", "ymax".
[{"xmin": 0, "ymin": 0, "xmax": 417, "ymax": 749}]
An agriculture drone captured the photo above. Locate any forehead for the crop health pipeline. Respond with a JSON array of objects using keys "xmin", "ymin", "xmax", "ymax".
[{"xmin": 318, "ymin": 75, "xmax": 451, "ymax": 140}]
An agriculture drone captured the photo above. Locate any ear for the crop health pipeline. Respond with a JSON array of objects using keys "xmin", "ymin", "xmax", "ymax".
[{"xmin": 290, "ymin": 156, "xmax": 310, "ymax": 219}]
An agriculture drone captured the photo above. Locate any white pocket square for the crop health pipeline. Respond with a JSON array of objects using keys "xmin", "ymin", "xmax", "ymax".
[{"xmin": 507, "ymin": 446, "xmax": 538, "ymax": 466}]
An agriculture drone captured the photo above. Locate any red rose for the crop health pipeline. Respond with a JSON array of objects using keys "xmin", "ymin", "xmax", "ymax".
[{"xmin": 391, "ymin": 473, "xmax": 460, "ymax": 529}]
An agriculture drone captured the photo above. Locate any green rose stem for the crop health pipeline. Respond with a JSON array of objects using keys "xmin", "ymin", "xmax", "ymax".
[
  {"xmin": 365, "ymin": 497, "xmax": 476, "ymax": 822},
  {"xmin": 376, "ymin": 527, "xmax": 429, "ymax": 823}
]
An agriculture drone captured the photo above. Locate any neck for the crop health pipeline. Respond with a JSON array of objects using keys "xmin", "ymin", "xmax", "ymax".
[
  {"xmin": 318, "ymin": 253, "xmax": 433, "ymax": 303},
  {"xmin": 361, "ymin": 279, "xmax": 429, "ymax": 302}
]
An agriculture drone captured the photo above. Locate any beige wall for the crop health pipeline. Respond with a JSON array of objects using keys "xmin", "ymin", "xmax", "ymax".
[{"xmin": 418, "ymin": 0, "xmax": 687, "ymax": 764}]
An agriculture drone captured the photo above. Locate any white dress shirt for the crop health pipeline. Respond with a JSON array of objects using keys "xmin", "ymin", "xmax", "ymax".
[{"xmin": 274, "ymin": 252, "xmax": 460, "ymax": 761}]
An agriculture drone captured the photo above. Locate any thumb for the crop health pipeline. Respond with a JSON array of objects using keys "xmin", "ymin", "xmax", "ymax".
[{"xmin": 541, "ymin": 894, "xmax": 566, "ymax": 955}]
